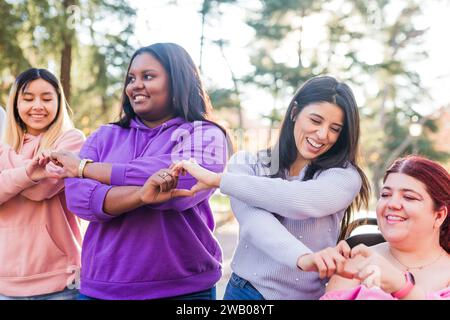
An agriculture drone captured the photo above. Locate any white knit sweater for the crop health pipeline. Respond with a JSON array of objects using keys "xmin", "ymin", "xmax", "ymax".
[{"xmin": 219, "ymin": 151, "xmax": 362, "ymax": 300}]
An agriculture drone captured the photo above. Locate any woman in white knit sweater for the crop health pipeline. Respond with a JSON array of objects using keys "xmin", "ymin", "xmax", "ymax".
[{"xmin": 173, "ymin": 76, "xmax": 370, "ymax": 299}]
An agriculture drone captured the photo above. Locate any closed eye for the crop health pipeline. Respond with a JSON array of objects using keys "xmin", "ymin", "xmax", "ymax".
[{"xmin": 331, "ymin": 127, "xmax": 342, "ymax": 133}]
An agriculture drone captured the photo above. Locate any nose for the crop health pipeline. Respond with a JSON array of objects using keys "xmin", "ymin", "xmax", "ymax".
[
  {"xmin": 32, "ymin": 98, "xmax": 45, "ymax": 109},
  {"xmin": 130, "ymin": 77, "xmax": 144, "ymax": 90},
  {"xmin": 386, "ymin": 194, "xmax": 402, "ymax": 210},
  {"xmin": 316, "ymin": 126, "xmax": 327, "ymax": 141}
]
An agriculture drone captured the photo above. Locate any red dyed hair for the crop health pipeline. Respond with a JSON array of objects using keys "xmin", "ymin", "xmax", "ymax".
[{"xmin": 384, "ymin": 155, "xmax": 450, "ymax": 253}]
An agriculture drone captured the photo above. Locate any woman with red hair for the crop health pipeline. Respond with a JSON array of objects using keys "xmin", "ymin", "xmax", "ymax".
[{"xmin": 322, "ymin": 155, "xmax": 449, "ymax": 300}]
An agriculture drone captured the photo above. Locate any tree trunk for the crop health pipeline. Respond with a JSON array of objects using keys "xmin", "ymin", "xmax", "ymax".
[{"xmin": 60, "ymin": 0, "xmax": 75, "ymax": 103}]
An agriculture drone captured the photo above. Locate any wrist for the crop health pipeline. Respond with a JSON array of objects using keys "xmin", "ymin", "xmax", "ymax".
[
  {"xmin": 390, "ymin": 271, "xmax": 415, "ymax": 299},
  {"xmin": 215, "ymin": 173, "xmax": 222, "ymax": 187},
  {"xmin": 78, "ymin": 159, "xmax": 93, "ymax": 178}
]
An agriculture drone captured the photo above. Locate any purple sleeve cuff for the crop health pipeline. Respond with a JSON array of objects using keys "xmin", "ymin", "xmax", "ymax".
[
  {"xmin": 110, "ymin": 164, "xmax": 127, "ymax": 186},
  {"xmin": 90, "ymin": 183, "xmax": 115, "ymax": 221}
]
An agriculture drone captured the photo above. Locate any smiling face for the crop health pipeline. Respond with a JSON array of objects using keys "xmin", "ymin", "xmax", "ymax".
[
  {"xmin": 125, "ymin": 52, "xmax": 173, "ymax": 127},
  {"xmin": 377, "ymin": 173, "xmax": 439, "ymax": 244},
  {"xmin": 17, "ymin": 78, "xmax": 59, "ymax": 136},
  {"xmin": 293, "ymin": 102, "xmax": 344, "ymax": 162}
]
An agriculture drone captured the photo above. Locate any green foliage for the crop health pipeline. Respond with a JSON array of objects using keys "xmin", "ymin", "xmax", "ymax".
[
  {"xmin": 244, "ymin": 0, "xmax": 448, "ymax": 201},
  {"xmin": 0, "ymin": 0, "xmax": 136, "ymax": 135}
]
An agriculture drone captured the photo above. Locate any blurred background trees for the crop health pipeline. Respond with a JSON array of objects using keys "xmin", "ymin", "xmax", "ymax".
[{"xmin": 0, "ymin": 0, "xmax": 136, "ymax": 135}]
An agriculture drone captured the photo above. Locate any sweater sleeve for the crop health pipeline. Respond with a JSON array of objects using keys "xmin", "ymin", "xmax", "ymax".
[
  {"xmin": 0, "ymin": 142, "xmax": 38, "ymax": 204},
  {"xmin": 226, "ymin": 151, "xmax": 313, "ymax": 267},
  {"xmin": 19, "ymin": 129, "xmax": 85, "ymax": 201},
  {"xmin": 64, "ymin": 128, "xmax": 115, "ymax": 222},
  {"xmin": 113, "ymin": 122, "xmax": 228, "ymax": 212},
  {"xmin": 220, "ymin": 156, "xmax": 362, "ymax": 220}
]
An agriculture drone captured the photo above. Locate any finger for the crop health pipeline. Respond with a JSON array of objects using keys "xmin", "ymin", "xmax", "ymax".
[
  {"xmin": 313, "ymin": 254, "xmax": 327, "ymax": 279},
  {"xmin": 331, "ymin": 251, "xmax": 347, "ymax": 276},
  {"xmin": 321, "ymin": 250, "xmax": 337, "ymax": 278},
  {"xmin": 169, "ymin": 162, "xmax": 180, "ymax": 171},
  {"xmin": 170, "ymin": 189, "xmax": 195, "ymax": 198},
  {"xmin": 358, "ymin": 265, "xmax": 379, "ymax": 287},
  {"xmin": 159, "ymin": 169, "xmax": 174, "ymax": 192},
  {"xmin": 351, "ymin": 244, "xmax": 372, "ymax": 259},
  {"xmin": 336, "ymin": 240, "xmax": 351, "ymax": 259}
]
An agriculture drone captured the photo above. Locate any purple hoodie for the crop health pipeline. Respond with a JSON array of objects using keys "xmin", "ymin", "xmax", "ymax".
[{"xmin": 65, "ymin": 117, "xmax": 227, "ymax": 300}]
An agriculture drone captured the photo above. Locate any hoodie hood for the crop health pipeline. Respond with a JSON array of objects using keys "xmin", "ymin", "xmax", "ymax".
[
  {"xmin": 129, "ymin": 116, "xmax": 186, "ymax": 131},
  {"xmin": 128, "ymin": 116, "xmax": 188, "ymax": 159}
]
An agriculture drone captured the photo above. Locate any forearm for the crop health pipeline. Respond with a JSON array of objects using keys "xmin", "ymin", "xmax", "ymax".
[
  {"xmin": 231, "ymin": 196, "xmax": 312, "ymax": 267},
  {"xmin": 220, "ymin": 168, "xmax": 361, "ymax": 219},
  {"xmin": 103, "ymin": 186, "xmax": 145, "ymax": 215},
  {"xmin": 83, "ymin": 162, "xmax": 112, "ymax": 185},
  {"xmin": 0, "ymin": 167, "xmax": 37, "ymax": 204}
]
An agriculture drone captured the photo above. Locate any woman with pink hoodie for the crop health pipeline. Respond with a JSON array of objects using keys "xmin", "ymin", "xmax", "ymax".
[{"xmin": 0, "ymin": 68, "xmax": 85, "ymax": 300}]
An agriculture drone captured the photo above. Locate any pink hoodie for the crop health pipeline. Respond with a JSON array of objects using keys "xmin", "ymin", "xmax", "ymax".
[{"xmin": 0, "ymin": 129, "xmax": 85, "ymax": 297}]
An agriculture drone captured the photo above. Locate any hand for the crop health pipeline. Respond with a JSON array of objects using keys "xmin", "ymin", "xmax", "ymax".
[
  {"xmin": 26, "ymin": 151, "xmax": 63, "ymax": 181},
  {"xmin": 139, "ymin": 169, "xmax": 192, "ymax": 204},
  {"xmin": 297, "ymin": 240, "xmax": 352, "ymax": 279},
  {"xmin": 49, "ymin": 151, "xmax": 81, "ymax": 178},
  {"xmin": 171, "ymin": 158, "xmax": 221, "ymax": 193},
  {"xmin": 350, "ymin": 244, "xmax": 405, "ymax": 292}
]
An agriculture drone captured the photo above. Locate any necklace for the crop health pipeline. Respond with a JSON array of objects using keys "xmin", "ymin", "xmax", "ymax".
[{"xmin": 389, "ymin": 248, "xmax": 445, "ymax": 271}]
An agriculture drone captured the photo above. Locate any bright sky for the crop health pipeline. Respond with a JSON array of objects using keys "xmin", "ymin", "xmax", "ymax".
[{"xmin": 128, "ymin": 0, "xmax": 450, "ymax": 121}]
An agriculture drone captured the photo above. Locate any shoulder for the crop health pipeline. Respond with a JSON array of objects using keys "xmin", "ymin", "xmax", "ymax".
[
  {"xmin": 316, "ymin": 163, "xmax": 362, "ymax": 186},
  {"xmin": 86, "ymin": 124, "xmax": 122, "ymax": 141},
  {"xmin": 60, "ymin": 128, "xmax": 85, "ymax": 140},
  {"xmin": 54, "ymin": 128, "xmax": 86, "ymax": 146}
]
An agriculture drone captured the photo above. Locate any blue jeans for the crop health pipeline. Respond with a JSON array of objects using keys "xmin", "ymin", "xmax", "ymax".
[
  {"xmin": 78, "ymin": 287, "xmax": 216, "ymax": 300},
  {"xmin": 0, "ymin": 288, "xmax": 79, "ymax": 300},
  {"xmin": 223, "ymin": 273, "xmax": 265, "ymax": 300}
]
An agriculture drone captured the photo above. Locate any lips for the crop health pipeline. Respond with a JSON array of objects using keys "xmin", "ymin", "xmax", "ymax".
[
  {"xmin": 306, "ymin": 137, "xmax": 324, "ymax": 150},
  {"xmin": 132, "ymin": 94, "xmax": 150, "ymax": 103},
  {"xmin": 385, "ymin": 214, "xmax": 407, "ymax": 224},
  {"xmin": 29, "ymin": 114, "xmax": 47, "ymax": 119}
]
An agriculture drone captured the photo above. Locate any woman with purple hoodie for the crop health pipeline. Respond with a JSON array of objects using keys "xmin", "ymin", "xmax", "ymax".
[{"xmin": 50, "ymin": 43, "xmax": 229, "ymax": 300}]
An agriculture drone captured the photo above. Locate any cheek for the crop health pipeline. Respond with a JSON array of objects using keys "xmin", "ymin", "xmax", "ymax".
[
  {"xmin": 17, "ymin": 103, "xmax": 29, "ymax": 118},
  {"xmin": 329, "ymin": 132, "xmax": 341, "ymax": 145},
  {"xmin": 375, "ymin": 200, "xmax": 386, "ymax": 219},
  {"xmin": 125, "ymin": 84, "xmax": 132, "ymax": 98}
]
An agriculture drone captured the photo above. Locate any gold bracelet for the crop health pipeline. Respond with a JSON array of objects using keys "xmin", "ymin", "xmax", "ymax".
[{"xmin": 78, "ymin": 159, "xmax": 93, "ymax": 179}]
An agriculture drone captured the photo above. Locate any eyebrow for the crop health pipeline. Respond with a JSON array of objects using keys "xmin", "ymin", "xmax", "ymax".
[
  {"xmin": 128, "ymin": 69, "xmax": 158, "ymax": 75},
  {"xmin": 381, "ymin": 186, "xmax": 423, "ymax": 196},
  {"xmin": 310, "ymin": 113, "xmax": 343, "ymax": 127},
  {"xmin": 22, "ymin": 91, "xmax": 54, "ymax": 96}
]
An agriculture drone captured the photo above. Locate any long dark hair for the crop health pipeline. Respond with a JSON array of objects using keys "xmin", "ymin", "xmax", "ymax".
[
  {"xmin": 384, "ymin": 155, "xmax": 450, "ymax": 253},
  {"xmin": 114, "ymin": 43, "xmax": 220, "ymax": 132},
  {"xmin": 262, "ymin": 76, "xmax": 370, "ymax": 240}
]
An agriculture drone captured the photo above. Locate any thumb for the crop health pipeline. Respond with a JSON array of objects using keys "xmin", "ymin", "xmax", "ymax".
[
  {"xmin": 351, "ymin": 244, "xmax": 372, "ymax": 259},
  {"xmin": 170, "ymin": 189, "xmax": 195, "ymax": 198}
]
